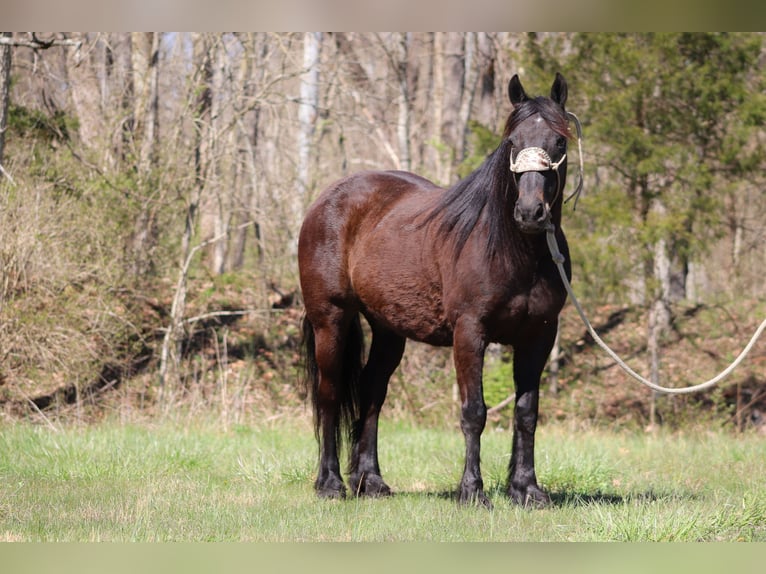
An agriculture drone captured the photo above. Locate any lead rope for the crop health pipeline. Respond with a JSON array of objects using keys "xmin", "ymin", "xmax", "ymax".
[
  {"xmin": 544, "ymin": 223, "xmax": 766, "ymax": 395},
  {"xmin": 564, "ymin": 111, "xmax": 584, "ymax": 210}
]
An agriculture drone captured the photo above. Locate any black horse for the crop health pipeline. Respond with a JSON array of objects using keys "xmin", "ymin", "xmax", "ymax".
[{"xmin": 298, "ymin": 73, "xmax": 572, "ymax": 507}]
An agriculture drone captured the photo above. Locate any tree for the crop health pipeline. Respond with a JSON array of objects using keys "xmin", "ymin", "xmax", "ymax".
[
  {"xmin": 0, "ymin": 33, "xmax": 80, "ymax": 181},
  {"xmin": 129, "ymin": 32, "xmax": 163, "ymax": 277},
  {"xmin": 526, "ymin": 33, "xmax": 765, "ymax": 423},
  {"xmin": 428, "ymin": 33, "xmax": 484, "ymax": 184},
  {"xmin": 296, "ymin": 32, "xmax": 322, "ymax": 228},
  {"xmin": 0, "ymin": 33, "xmax": 11, "ymax": 180}
]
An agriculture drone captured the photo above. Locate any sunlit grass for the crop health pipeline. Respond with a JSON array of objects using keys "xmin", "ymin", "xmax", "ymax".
[{"xmin": 1, "ymin": 419, "xmax": 765, "ymax": 541}]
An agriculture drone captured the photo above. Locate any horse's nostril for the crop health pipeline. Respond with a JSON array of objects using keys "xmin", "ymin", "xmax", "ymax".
[{"xmin": 514, "ymin": 199, "xmax": 548, "ymax": 227}]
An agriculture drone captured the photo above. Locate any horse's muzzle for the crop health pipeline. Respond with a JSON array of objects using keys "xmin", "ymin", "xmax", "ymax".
[{"xmin": 514, "ymin": 200, "xmax": 549, "ymax": 234}]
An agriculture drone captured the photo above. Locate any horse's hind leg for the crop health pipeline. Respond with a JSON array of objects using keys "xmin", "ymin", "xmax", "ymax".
[
  {"xmin": 349, "ymin": 323, "xmax": 405, "ymax": 497},
  {"xmin": 311, "ymin": 313, "xmax": 357, "ymax": 499}
]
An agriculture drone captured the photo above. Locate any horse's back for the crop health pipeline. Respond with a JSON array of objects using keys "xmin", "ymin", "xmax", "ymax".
[
  {"xmin": 299, "ymin": 170, "xmax": 451, "ymax": 342},
  {"xmin": 299, "ymin": 170, "xmax": 439, "ymax": 249},
  {"xmin": 303, "ymin": 170, "xmax": 438, "ymax": 222}
]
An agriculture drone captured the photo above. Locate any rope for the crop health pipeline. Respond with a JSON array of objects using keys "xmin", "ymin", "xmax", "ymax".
[
  {"xmin": 564, "ymin": 111, "xmax": 584, "ymax": 210},
  {"xmin": 544, "ymin": 223, "xmax": 766, "ymax": 395}
]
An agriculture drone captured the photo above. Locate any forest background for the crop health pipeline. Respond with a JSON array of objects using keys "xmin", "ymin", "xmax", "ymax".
[{"xmin": 0, "ymin": 32, "xmax": 764, "ymax": 432}]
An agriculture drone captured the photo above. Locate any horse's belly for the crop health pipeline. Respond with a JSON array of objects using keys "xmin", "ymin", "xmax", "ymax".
[
  {"xmin": 371, "ymin": 309, "xmax": 453, "ymax": 346},
  {"xmin": 349, "ymin": 250, "xmax": 453, "ymax": 345},
  {"xmin": 356, "ymin": 278, "xmax": 453, "ymax": 345}
]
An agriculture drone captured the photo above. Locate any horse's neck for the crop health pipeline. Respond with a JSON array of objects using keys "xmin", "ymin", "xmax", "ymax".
[{"xmin": 507, "ymin": 216, "xmax": 561, "ymax": 268}]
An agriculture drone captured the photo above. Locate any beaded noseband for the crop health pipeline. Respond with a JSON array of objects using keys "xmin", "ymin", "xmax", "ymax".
[{"xmin": 509, "ymin": 146, "xmax": 567, "ymax": 208}]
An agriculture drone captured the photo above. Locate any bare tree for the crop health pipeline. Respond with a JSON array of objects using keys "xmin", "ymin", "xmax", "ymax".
[
  {"xmin": 426, "ymin": 33, "xmax": 483, "ymax": 184},
  {"xmin": 0, "ymin": 32, "xmax": 12, "ymax": 181},
  {"xmin": 429, "ymin": 32, "xmax": 447, "ymax": 183},
  {"xmin": 131, "ymin": 32, "xmax": 161, "ymax": 179},
  {"xmin": 0, "ymin": 33, "xmax": 81, "ymax": 180},
  {"xmin": 455, "ymin": 32, "xmax": 479, "ymax": 167},
  {"xmin": 379, "ymin": 32, "xmax": 413, "ymax": 171},
  {"xmin": 296, "ymin": 32, "xmax": 322, "ymax": 229},
  {"xmin": 65, "ymin": 33, "xmax": 107, "ymax": 151},
  {"xmin": 209, "ymin": 35, "xmax": 232, "ymax": 275},
  {"xmin": 475, "ymin": 33, "xmax": 498, "ymax": 128},
  {"xmin": 229, "ymin": 33, "xmax": 259, "ymax": 271},
  {"xmin": 129, "ymin": 32, "xmax": 163, "ymax": 277}
]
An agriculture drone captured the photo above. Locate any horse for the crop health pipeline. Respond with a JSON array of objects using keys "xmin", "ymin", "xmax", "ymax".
[{"xmin": 298, "ymin": 73, "xmax": 573, "ymax": 508}]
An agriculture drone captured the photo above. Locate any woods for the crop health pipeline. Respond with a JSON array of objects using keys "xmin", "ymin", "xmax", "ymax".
[{"xmin": 0, "ymin": 32, "xmax": 764, "ymax": 429}]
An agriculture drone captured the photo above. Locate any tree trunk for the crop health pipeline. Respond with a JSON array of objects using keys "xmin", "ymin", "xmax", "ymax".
[
  {"xmin": 66, "ymin": 33, "xmax": 104, "ymax": 151},
  {"xmin": 455, "ymin": 32, "xmax": 479, "ymax": 167},
  {"xmin": 296, "ymin": 32, "xmax": 322, "ymax": 229},
  {"xmin": 210, "ymin": 36, "xmax": 230, "ymax": 276},
  {"xmin": 229, "ymin": 33, "xmax": 258, "ymax": 271},
  {"xmin": 189, "ymin": 33, "xmax": 212, "ymax": 262},
  {"xmin": 647, "ymin": 295, "xmax": 670, "ymax": 429},
  {"xmin": 547, "ymin": 324, "xmax": 561, "ymax": 395},
  {"xmin": 0, "ymin": 32, "xmax": 12, "ymax": 180},
  {"xmin": 475, "ymin": 32, "xmax": 497, "ymax": 128},
  {"xmin": 647, "ymin": 201, "xmax": 672, "ymax": 429},
  {"xmin": 136, "ymin": 32, "xmax": 161, "ymax": 180},
  {"xmin": 395, "ymin": 33, "xmax": 412, "ymax": 171},
  {"xmin": 431, "ymin": 33, "xmax": 480, "ymax": 183},
  {"xmin": 106, "ymin": 33, "xmax": 134, "ymax": 168},
  {"xmin": 129, "ymin": 32, "xmax": 162, "ymax": 278},
  {"xmin": 430, "ymin": 33, "xmax": 446, "ymax": 183},
  {"xmin": 440, "ymin": 33, "xmax": 466, "ymax": 184}
]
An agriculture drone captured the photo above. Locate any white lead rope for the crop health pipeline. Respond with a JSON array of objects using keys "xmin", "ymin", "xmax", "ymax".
[{"xmin": 544, "ymin": 224, "xmax": 766, "ymax": 395}]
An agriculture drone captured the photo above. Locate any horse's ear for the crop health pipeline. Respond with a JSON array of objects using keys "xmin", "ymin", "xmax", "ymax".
[
  {"xmin": 550, "ymin": 72, "xmax": 567, "ymax": 108},
  {"xmin": 508, "ymin": 74, "xmax": 528, "ymax": 107}
]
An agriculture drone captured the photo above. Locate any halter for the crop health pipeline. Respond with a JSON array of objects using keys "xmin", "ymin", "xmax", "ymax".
[
  {"xmin": 508, "ymin": 111, "xmax": 585, "ymax": 211},
  {"xmin": 509, "ymin": 146, "xmax": 567, "ymax": 208}
]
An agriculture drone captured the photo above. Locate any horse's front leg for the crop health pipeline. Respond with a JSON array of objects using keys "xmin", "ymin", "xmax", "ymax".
[
  {"xmin": 452, "ymin": 316, "xmax": 491, "ymax": 509},
  {"xmin": 507, "ymin": 326, "xmax": 557, "ymax": 507}
]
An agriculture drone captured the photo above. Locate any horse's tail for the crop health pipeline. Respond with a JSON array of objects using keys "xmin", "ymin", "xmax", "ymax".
[{"xmin": 301, "ymin": 314, "xmax": 364, "ymax": 451}]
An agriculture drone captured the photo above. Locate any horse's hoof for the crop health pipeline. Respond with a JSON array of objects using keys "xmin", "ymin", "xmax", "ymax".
[
  {"xmin": 458, "ymin": 487, "xmax": 494, "ymax": 510},
  {"xmin": 350, "ymin": 473, "xmax": 392, "ymax": 497},
  {"xmin": 508, "ymin": 484, "xmax": 550, "ymax": 508},
  {"xmin": 315, "ymin": 478, "xmax": 347, "ymax": 499}
]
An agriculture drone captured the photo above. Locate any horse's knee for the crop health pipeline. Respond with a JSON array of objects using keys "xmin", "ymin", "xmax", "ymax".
[
  {"xmin": 460, "ymin": 400, "xmax": 487, "ymax": 434},
  {"xmin": 513, "ymin": 397, "xmax": 539, "ymax": 435}
]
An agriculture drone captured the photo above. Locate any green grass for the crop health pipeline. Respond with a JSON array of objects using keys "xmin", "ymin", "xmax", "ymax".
[{"xmin": 1, "ymin": 418, "xmax": 765, "ymax": 541}]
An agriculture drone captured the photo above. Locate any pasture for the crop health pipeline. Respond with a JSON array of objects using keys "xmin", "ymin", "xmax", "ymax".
[{"xmin": 1, "ymin": 417, "xmax": 764, "ymax": 542}]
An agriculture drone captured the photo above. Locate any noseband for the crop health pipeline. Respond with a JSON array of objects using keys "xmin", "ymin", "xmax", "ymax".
[
  {"xmin": 510, "ymin": 147, "xmax": 566, "ymax": 174},
  {"xmin": 509, "ymin": 146, "xmax": 567, "ymax": 208}
]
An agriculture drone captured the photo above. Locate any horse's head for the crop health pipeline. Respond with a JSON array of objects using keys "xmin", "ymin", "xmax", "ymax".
[{"xmin": 505, "ymin": 73, "xmax": 571, "ymax": 234}]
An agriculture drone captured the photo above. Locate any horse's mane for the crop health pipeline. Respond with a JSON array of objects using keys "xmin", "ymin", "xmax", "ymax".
[{"xmin": 420, "ymin": 96, "xmax": 571, "ymax": 262}]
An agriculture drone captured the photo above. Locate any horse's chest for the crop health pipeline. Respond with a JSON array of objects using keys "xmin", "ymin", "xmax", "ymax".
[{"xmin": 488, "ymin": 278, "xmax": 563, "ymax": 341}]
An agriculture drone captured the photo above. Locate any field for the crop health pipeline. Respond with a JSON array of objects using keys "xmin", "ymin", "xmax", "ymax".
[{"xmin": 1, "ymin": 416, "xmax": 765, "ymax": 542}]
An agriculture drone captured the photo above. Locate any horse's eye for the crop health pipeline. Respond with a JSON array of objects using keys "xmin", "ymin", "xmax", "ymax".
[{"xmin": 556, "ymin": 137, "xmax": 567, "ymax": 150}]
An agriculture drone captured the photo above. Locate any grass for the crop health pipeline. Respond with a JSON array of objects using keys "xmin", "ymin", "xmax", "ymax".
[{"xmin": 1, "ymin": 417, "xmax": 765, "ymax": 541}]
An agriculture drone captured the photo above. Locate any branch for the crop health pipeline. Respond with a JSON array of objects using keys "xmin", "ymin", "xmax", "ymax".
[
  {"xmin": 184, "ymin": 309, "xmax": 267, "ymax": 326},
  {"xmin": 487, "ymin": 394, "xmax": 515, "ymax": 415},
  {"xmin": 0, "ymin": 162, "xmax": 15, "ymax": 185},
  {"xmin": 0, "ymin": 34, "xmax": 81, "ymax": 50},
  {"xmin": 158, "ymin": 220, "xmax": 258, "ymax": 387}
]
